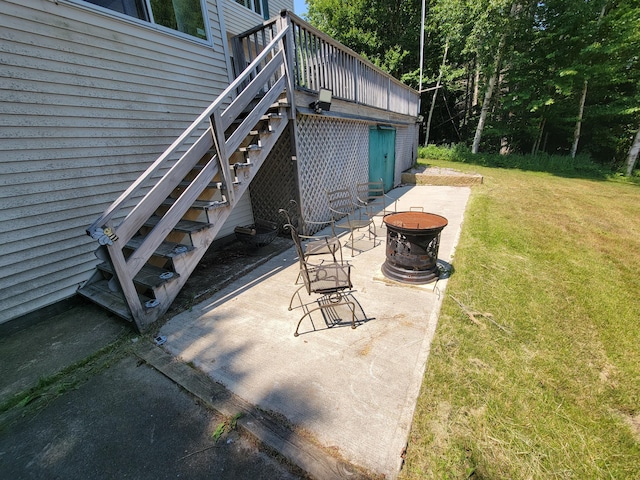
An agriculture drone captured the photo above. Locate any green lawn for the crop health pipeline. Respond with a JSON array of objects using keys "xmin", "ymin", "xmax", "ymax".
[{"xmin": 400, "ymin": 150, "xmax": 640, "ymax": 479}]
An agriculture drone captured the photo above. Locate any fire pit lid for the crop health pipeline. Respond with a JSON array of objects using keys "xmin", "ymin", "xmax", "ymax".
[{"xmin": 383, "ymin": 211, "xmax": 448, "ymax": 233}]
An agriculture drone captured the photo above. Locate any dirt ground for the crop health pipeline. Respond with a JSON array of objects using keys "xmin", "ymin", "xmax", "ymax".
[{"xmin": 163, "ymin": 235, "xmax": 293, "ymax": 322}]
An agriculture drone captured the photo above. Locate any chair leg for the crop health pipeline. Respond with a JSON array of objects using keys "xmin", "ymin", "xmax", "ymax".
[
  {"xmin": 348, "ymin": 300, "xmax": 356, "ymax": 329},
  {"xmin": 293, "ymin": 297, "xmax": 357, "ymax": 337},
  {"xmin": 288, "ymin": 285, "xmax": 307, "ymax": 311},
  {"xmin": 294, "ymin": 311, "xmax": 311, "ymax": 337}
]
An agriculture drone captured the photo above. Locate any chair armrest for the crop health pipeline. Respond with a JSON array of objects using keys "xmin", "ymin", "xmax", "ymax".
[
  {"xmin": 327, "ymin": 205, "xmax": 347, "ymax": 218},
  {"xmin": 302, "ymin": 218, "xmax": 335, "ymax": 232}
]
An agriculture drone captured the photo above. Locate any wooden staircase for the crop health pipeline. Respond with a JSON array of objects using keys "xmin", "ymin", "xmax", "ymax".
[{"xmin": 79, "ymin": 22, "xmax": 294, "ymax": 332}]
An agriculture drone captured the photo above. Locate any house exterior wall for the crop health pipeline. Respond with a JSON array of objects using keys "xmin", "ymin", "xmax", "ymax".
[
  {"xmin": 0, "ymin": 0, "xmax": 254, "ymax": 324},
  {"xmin": 223, "ymin": 0, "xmax": 292, "ymax": 36},
  {"xmin": 224, "ymin": 0, "xmax": 265, "ymax": 35}
]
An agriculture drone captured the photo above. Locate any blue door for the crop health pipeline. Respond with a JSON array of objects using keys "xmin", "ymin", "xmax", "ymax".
[{"xmin": 368, "ymin": 126, "xmax": 396, "ymax": 192}]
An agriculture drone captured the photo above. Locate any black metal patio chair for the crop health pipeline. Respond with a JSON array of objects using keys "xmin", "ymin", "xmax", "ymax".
[
  {"xmin": 283, "ymin": 222, "xmax": 356, "ymax": 337},
  {"xmin": 355, "ymin": 179, "xmax": 397, "ymax": 228}
]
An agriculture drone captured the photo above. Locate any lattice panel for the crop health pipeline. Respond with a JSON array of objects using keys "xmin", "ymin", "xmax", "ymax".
[
  {"xmin": 249, "ymin": 127, "xmax": 297, "ymax": 230},
  {"xmin": 296, "ymin": 115, "xmax": 370, "ymax": 234}
]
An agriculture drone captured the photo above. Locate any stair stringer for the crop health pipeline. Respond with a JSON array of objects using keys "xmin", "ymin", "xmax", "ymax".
[
  {"xmin": 118, "ymin": 107, "xmax": 291, "ymax": 330},
  {"xmin": 81, "ymin": 21, "xmax": 294, "ymax": 332}
]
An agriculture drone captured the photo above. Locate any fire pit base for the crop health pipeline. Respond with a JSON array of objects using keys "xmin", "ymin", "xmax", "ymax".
[{"xmin": 381, "ymin": 261, "xmax": 440, "ymax": 285}]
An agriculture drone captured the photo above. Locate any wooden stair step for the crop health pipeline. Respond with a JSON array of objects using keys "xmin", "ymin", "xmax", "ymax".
[
  {"xmin": 239, "ymin": 144, "xmax": 261, "ymax": 153},
  {"xmin": 270, "ymin": 100, "xmax": 290, "ymax": 109},
  {"xmin": 125, "ymin": 236, "xmax": 194, "ymax": 259},
  {"xmin": 144, "ymin": 216, "xmax": 212, "ymax": 234},
  {"xmin": 177, "ymin": 180, "xmax": 223, "ymax": 189},
  {"xmin": 261, "ymin": 112, "xmax": 283, "ymax": 121},
  {"xmin": 233, "ymin": 161, "xmax": 252, "ymax": 169},
  {"xmin": 78, "ymin": 280, "xmax": 136, "ymax": 322},
  {"xmin": 162, "ymin": 198, "xmax": 229, "ymax": 211},
  {"xmin": 97, "ymin": 262, "xmax": 180, "ymax": 290},
  {"xmin": 250, "ymin": 126, "xmax": 274, "ymax": 136}
]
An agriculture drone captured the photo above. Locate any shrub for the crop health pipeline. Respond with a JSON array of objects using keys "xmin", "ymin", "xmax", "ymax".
[{"xmin": 417, "ymin": 145, "xmax": 608, "ymax": 178}]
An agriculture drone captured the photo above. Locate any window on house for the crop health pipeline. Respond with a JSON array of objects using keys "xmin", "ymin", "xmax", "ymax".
[
  {"xmin": 235, "ymin": 0, "xmax": 270, "ymax": 20},
  {"xmin": 83, "ymin": 0, "xmax": 208, "ymax": 40}
]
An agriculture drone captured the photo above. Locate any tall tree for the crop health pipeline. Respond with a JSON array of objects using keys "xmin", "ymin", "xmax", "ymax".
[
  {"xmin": 569, "ymin": 3, "xmax": 607, "ymax": 158},
  {"xmin": 305, "ymin": 0, "xmax": 640, "ymax": 165},
  {"xmin": 469, "ymin": 2, "xmax": 529, "ymax": 154},
  {"xmin": 424, "ymin": 41, "xmax": 449, "ymax": 146},
  {"xmin": 306, "ymin": 0, "xmax": 423, "ymax": 79}
]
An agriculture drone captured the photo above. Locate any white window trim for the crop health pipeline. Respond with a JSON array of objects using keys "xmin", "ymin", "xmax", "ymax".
[
  {"xmin": 234, "ymin": 0, "xmax": 269, "ymax": 19},
  {"xmin": 63, "ymin": 0, "xmax": 215, "ymax": 46}
]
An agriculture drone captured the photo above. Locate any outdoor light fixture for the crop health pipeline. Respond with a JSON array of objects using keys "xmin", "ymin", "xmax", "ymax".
[{"xmin": 310, "ymin": 88, "xmax": 332, "ymax": 113}]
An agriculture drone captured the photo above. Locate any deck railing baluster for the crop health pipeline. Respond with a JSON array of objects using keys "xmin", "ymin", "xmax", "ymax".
[{"xmin": 230, "ymin": 11, "xmax": 419, "ymax": 116}]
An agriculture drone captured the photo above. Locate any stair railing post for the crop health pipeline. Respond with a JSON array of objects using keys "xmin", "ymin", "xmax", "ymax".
[
  {"xmin": 279, "ymin": 10, "xmax": 302, "ymax": 217},
  {"xmin": 210, "ymin": 109, "xmax": 236, "ymax": 206},
  {"xmin": 279, "ymin": 11, "xmax": 295, "ymax": 103}
]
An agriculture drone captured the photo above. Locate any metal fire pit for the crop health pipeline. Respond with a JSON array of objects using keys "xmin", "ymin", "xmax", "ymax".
[{"xmin": 382, "ymin": 211, "xmax": 448, "ymax": 284}]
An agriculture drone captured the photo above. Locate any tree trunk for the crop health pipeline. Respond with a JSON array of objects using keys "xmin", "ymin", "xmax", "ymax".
[
  {"xmin": 472, "ymin": 37, "xmax": 505, "ymax": 154},
  {"xmin": 472, "ymin": 61, "xmax": 480, "ymax": 109},
  {"xmin": 500, "ymin": 137, "xmax": 510, "ymax": 155},
  {"xmin": 626, "ymin": 127, "xmax": 640, "ymax": 176},
  {"xmin": 464, "ymin": 59, "xmax": 476, "ymax": 128},
  {"xmin": 570, "ymin": 80, "xmax": 588, "ymax": 159},
  {"xmin": 425, "ymin": 41, "xmax": 449, "ymax": 146},
  {"xmin": 570, "ymin": 6, "xmax": 606, "ymax": 159},
  {"xmin": 532, "ymin": 117, "xmax": 546, "ymax": 155}
]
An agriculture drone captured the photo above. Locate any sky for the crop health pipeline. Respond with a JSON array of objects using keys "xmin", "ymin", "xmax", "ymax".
[{"xmin": 293, "ymin": 0, "xmax": 308, "ymax": 17}]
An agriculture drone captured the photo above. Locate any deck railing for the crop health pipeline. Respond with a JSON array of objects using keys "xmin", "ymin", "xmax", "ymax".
[{"xmin": 232, "ymin": 10, "xmax": 420, "ymax": 117}]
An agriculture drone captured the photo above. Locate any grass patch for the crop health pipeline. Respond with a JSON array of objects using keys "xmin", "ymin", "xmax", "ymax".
[
  {"xmin": 211, "ymin": 413, "xmax": 242, "ymax": 443},
  {"xmin": 400, "ymin": 150, "xmax": 640, "ymax": 478}
]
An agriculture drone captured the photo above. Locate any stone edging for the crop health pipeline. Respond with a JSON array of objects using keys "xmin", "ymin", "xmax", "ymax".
[{"xmin": 401, "ymin": 166, "xmax": 483, "ymax": 186}]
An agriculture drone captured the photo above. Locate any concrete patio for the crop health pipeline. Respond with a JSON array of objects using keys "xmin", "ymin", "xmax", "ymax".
[{"xmin": 155, "ymin": 185, "xmax": 471, "ymax": 478}]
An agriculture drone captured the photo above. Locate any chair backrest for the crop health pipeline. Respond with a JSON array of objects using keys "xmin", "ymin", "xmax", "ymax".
[
  {"xmin": 282, "ymin": 221, "xmax": 317, "ymax": 293},
  {"xmin": 327, "ymin": 188, "xmax": 355, "ymax": 220},
  {"xmin": 356, "ymin": 180, "xmax": 384, "ymax": 205},
  {"xmin": 282, "ymin": 221, "xmax": 304, "ymax": 260}
]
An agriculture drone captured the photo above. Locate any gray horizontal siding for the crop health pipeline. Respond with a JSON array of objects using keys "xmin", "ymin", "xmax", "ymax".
[
  {"xmin": 271, "ymin": 0, "xmax": 293, "ymax": 17},
  {"xmin": 224, "ymin": 0, "xmax": 264, "ymax": 36},
  {"xmin": 222, "ymin": 0, "xmax": 292, "ymax": 36},
  {"xmin": 0, "ymin": 0, "xmax": 241, "ymax": 324}
]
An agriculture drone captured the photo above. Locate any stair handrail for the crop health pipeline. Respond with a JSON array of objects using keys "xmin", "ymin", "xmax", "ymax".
[{"xmin": 86, "ymin": 24, "xmax": 291, "ymax": 240}]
